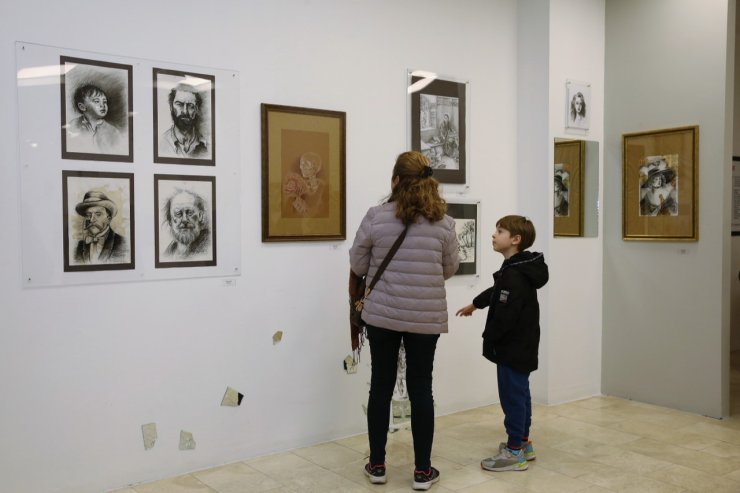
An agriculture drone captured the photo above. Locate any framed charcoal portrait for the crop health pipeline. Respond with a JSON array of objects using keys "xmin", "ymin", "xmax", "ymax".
[
  {"xmin": 62, "ymin": 170, "xmax": 135, "ymax": 272},
  {"xmin": 409, "ymin": 72, "xmax": 467, "ymax": 184},
  {"xmin": 565, "ymin": 80, "xmax": 590, "ymax": 131},
  {"xmin": 60, "ymin": 56, "xmax": 133, "ymax": 162},
  {"xmin": 261, "ymin": 103, "xmax": 346, "ymax": 242},
  {"xmin": 154, "ymin": 174, "xmax": 217, "ymax": 268},
  {"xmin": 446, "ymin": 201, "xmax": 479, "ymax": 276},
  {"xmin": 622, "ymin": 125, "xmax": 699, "ymax": 241},
  {"xmin": 153, "ymin": 68, "xmax": 215, "ymax": 166},
  {"xmin": 554, "ymin": 140, "xmax": 584, "ymax": 237}
]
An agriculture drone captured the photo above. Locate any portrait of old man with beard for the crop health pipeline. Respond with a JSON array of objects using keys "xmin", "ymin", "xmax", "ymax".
[
  {"xmin": 156, "ymin": 175, "xmax": 216, "ymax": 267},
  {"xmin": 154, "ymin": 69, "xmax": 215, "ymax": 165},
  {"xmin": 63, "ymin": 170, "xmax": 134, "ymax": 272}
]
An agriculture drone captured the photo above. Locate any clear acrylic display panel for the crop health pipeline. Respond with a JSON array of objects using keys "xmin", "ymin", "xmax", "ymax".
[{"xmin": 16, "ymin": 42, "xmax": 242, "ymax": 287}]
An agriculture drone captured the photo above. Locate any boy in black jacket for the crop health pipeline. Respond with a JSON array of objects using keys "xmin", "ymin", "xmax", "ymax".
[{"xmin": 456, "ymin": 215, "xmax": 548, "ymax": 472}]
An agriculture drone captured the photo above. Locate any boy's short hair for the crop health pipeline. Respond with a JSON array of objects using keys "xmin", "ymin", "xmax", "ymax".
[
  {"xmin": 497, "ymin": 215, "xmax": 536, "ymax": 251},
  {"xmin": 73, "ymin": 84, "xmax": 106, "ymax": 113}
]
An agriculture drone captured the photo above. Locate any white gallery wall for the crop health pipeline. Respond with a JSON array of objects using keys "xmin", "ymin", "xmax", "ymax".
[
  {"xmin": 0, "ymin": 1, "xmax": 554, "ymax": 492},
  {"xmin": 546, "ymin": 0, "xmax": 605, "ymax": 404},
  {"xmin": 603, "ymin": 0, "xmax": 734, "ymax": 417}
]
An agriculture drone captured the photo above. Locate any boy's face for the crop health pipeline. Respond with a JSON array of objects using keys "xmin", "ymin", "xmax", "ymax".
[
  {"xmin": 492, "ymin": 227, "xmax": 520, "ymax": 257},
  {"xmin": 78, "ymin": 92, "xmax": 108, "ymax": 120}
]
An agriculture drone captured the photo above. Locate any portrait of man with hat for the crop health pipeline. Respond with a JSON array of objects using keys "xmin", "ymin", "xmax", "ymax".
[
  {"xmin": 639, "ymin": 155, "xmax": 678, "ymax": 216},
  {"xmin": 73, "ymin": 190, "xmax": 128, "ymax": 264}
]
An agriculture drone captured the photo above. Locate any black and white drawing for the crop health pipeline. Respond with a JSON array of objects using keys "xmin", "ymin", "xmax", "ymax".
[
  {"xmin": 419, "ymin": 95, "xmax": 460, "ymax": 170},
  {"xmin": 155, "ymin": 174, "xmax": 216, "ymax": 268},
  {"xmin": 554, "ymin": 166, "xmax": 570, "ymax": 217},
  {"xmin": 410, "ymin": 73, "xmax": 467, "ymax": 184},
  {"xmin": 61, "ymin": 56, "xmax": 133, "ymax": 162},
  {"xmin": 565, "ymin": 80, "xmax": 590, "ymax": 131},
  {"xmin": 639, "ymin": 155, "xmax": 679, "ymax": 216},
  {"xmin": 153, "ymin": 68, "xmax": 215, "ymax": 165},
  {"xmin": 446, "ymin": 202, "xmax": 478, "ymax": 276},
  {"xmin": 62, "ymin": 171, "xmax": 135, "ymax": 271}
]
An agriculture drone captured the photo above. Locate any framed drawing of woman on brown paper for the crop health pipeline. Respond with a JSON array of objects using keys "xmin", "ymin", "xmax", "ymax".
[{"xmin": 622, "ymin": 126, "xmax": 699, "ymax": 241}]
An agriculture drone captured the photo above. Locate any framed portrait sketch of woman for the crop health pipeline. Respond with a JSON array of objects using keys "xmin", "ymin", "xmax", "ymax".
[
  {"xmin": 565, "ymin": 80, "xmax": 590, "ymax": 132},
  {"xmin": 622, "ymin": 125, "xmax": 699, "ymax": 241}
]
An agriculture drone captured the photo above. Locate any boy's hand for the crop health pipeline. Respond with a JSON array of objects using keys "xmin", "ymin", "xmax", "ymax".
[{"xmin": 456, "ymin": 304, "xmax": 477, "ymax": 317}]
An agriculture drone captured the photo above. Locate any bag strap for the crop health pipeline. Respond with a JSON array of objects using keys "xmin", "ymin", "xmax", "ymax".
[{"xmin": 364, "ymin": 224, "xmax": 409, "ymax": 298}]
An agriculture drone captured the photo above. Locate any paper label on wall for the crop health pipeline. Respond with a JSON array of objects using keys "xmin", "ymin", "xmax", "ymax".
[
  {"xmin": 221, "ymin": 386, "xmax": 244, "ymax": 407},
  {"xmin": 141, "ymin": 423, "xmax": 157, "ymax": 450},
  {"xmin": 179, "ymin": 430, "xmax": 196, "ymax": 450}
]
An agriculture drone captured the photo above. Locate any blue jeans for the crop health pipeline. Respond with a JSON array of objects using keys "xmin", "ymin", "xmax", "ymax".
[
  {"xmin": 366, "ymin": 325, "xmax": 439, "ymax": 470},
  {"xmin": 497, "ymin": 364, "xmax": 532, "ymax": 449}
]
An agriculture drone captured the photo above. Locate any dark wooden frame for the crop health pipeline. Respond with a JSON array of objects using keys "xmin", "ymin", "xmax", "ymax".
[
  {"xmin": 261, "ymin": 103, "xmax": 346, "ymax": 242},
  {"xmin": 60, "ymin": 56, "xmax": 133, "ymax": 162},
  {"xmin": 62, "ymin": 170, "xmax": 135, "ymax": 272},
  {"xmin": 153, "ymin": 68, "xmax": 216, "ymax": 166}
]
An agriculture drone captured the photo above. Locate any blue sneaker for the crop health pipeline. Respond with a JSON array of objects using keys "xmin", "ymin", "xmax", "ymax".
[
  {"xmin": 498, "ymin": 441, "xmax": 536, "ymax": 461},
  {"xmin": 481, "ymin": 447, "xmax": 528, "ymax": 472},
  {"xmin": 522, "ymin": 441, "xmax": 536, "ymax": 461}
]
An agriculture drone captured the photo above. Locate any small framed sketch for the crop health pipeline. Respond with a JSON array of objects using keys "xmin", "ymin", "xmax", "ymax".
[
  {"xmin": 261, "ymin": 103, "xmax": 346, "ymax": 242},
  {"xmin": 153, "ymin": 68, "xmax": 215, "ymax": 165},
  {"xmin": 446, "ymin": 201, "xmax": 479, "ymax": 276},
  {"xmin": 409, "ymin": 70, "xmax": 468, "ymax": 184},
  {"xmin": 62, "ymin": 171, "xmax": 135, "ymax": 271},
  {"xmin": 154, "ymin": 174, "xmax": 217, "ymax": 267},
  {"xmin": 60, "ymin": 56, "xmax": 133, "ymax": 162},
  {"xmin": 622, "ymin": 125, "xmax": 699, "ymax": 241},
  {"xmin": 565, "ymin": 80, "xmax": 590, "ymax": 131},
  {"xmin": 554, "ymin": 140, "xmax": 584, "ymax": 237}
]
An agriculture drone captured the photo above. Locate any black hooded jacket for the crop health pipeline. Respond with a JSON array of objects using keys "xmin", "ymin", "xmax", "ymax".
[{"xmin": 472, "ymin": 250, "xmax": 549, "ymax": 373}]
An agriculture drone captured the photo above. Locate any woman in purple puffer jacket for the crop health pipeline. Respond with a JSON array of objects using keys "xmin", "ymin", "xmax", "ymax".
[{"xmin": 350, "ymin": 151, "xmax": 459, "ymax": 490}]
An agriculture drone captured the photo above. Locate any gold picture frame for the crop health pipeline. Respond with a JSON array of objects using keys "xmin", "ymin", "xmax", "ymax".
[
  {"xmin": 261, "ymin": 104, "xmax": 346, "ymax": 242},
  {"xmin": 622, "ymin": 125, "xmax": 699, "ymax": 241},
  {"xmin": 554, "ymin": 140, "xmax": 584, "ymax": 237}
]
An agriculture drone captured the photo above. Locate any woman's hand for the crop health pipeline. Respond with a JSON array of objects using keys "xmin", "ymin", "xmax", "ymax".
[{"xmin": 456, "ymin": 304, "xmax": 476, "ymax": 317}]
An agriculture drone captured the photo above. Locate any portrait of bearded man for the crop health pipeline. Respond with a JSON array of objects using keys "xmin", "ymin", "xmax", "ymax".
[
  {"xmin": 159, "ymin": 82, "xmax": 209, "ymax": 159},
  {"xmin": 73, "ymin": 190, "xmax": 128, "ymax": 264},
  {"xmin": 162, "ymin": 189, "xmax": 211, "ymax": 260}
]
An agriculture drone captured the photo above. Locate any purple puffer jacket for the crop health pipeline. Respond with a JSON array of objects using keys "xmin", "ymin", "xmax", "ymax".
[{"xmin": 349, "ymin": 202, "xmax": 459, "ymax": 334}]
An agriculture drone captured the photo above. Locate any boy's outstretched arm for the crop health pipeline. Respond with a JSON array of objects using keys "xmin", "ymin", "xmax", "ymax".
[{"xmin": 456, "ymin": 304, "xmax": 476, "ymax": 317}]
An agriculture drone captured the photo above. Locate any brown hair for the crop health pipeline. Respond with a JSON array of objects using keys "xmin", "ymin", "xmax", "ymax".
[
  {"xmin": 388, "ymin": 151, "xmax": 446, "ymax": 224},
  {"xmin": 496, "ymin": 215, "xmax": 536, "ymax": 252}
]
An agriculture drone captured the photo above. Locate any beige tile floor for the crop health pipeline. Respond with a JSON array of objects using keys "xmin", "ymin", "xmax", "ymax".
[{"xmin": 113, "ymin": 352, "xmax": 740, "ymax": 493}]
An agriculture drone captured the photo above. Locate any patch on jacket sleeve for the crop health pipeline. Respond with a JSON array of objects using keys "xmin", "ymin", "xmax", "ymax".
[{"xmin": 499, "ymin": 290, "xmax": 509, "ymax": 303}]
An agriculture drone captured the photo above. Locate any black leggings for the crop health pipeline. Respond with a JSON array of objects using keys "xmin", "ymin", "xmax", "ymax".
[{"xmin": 366, "ymin": 325, "xmax": 439, "ymax": 470}]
